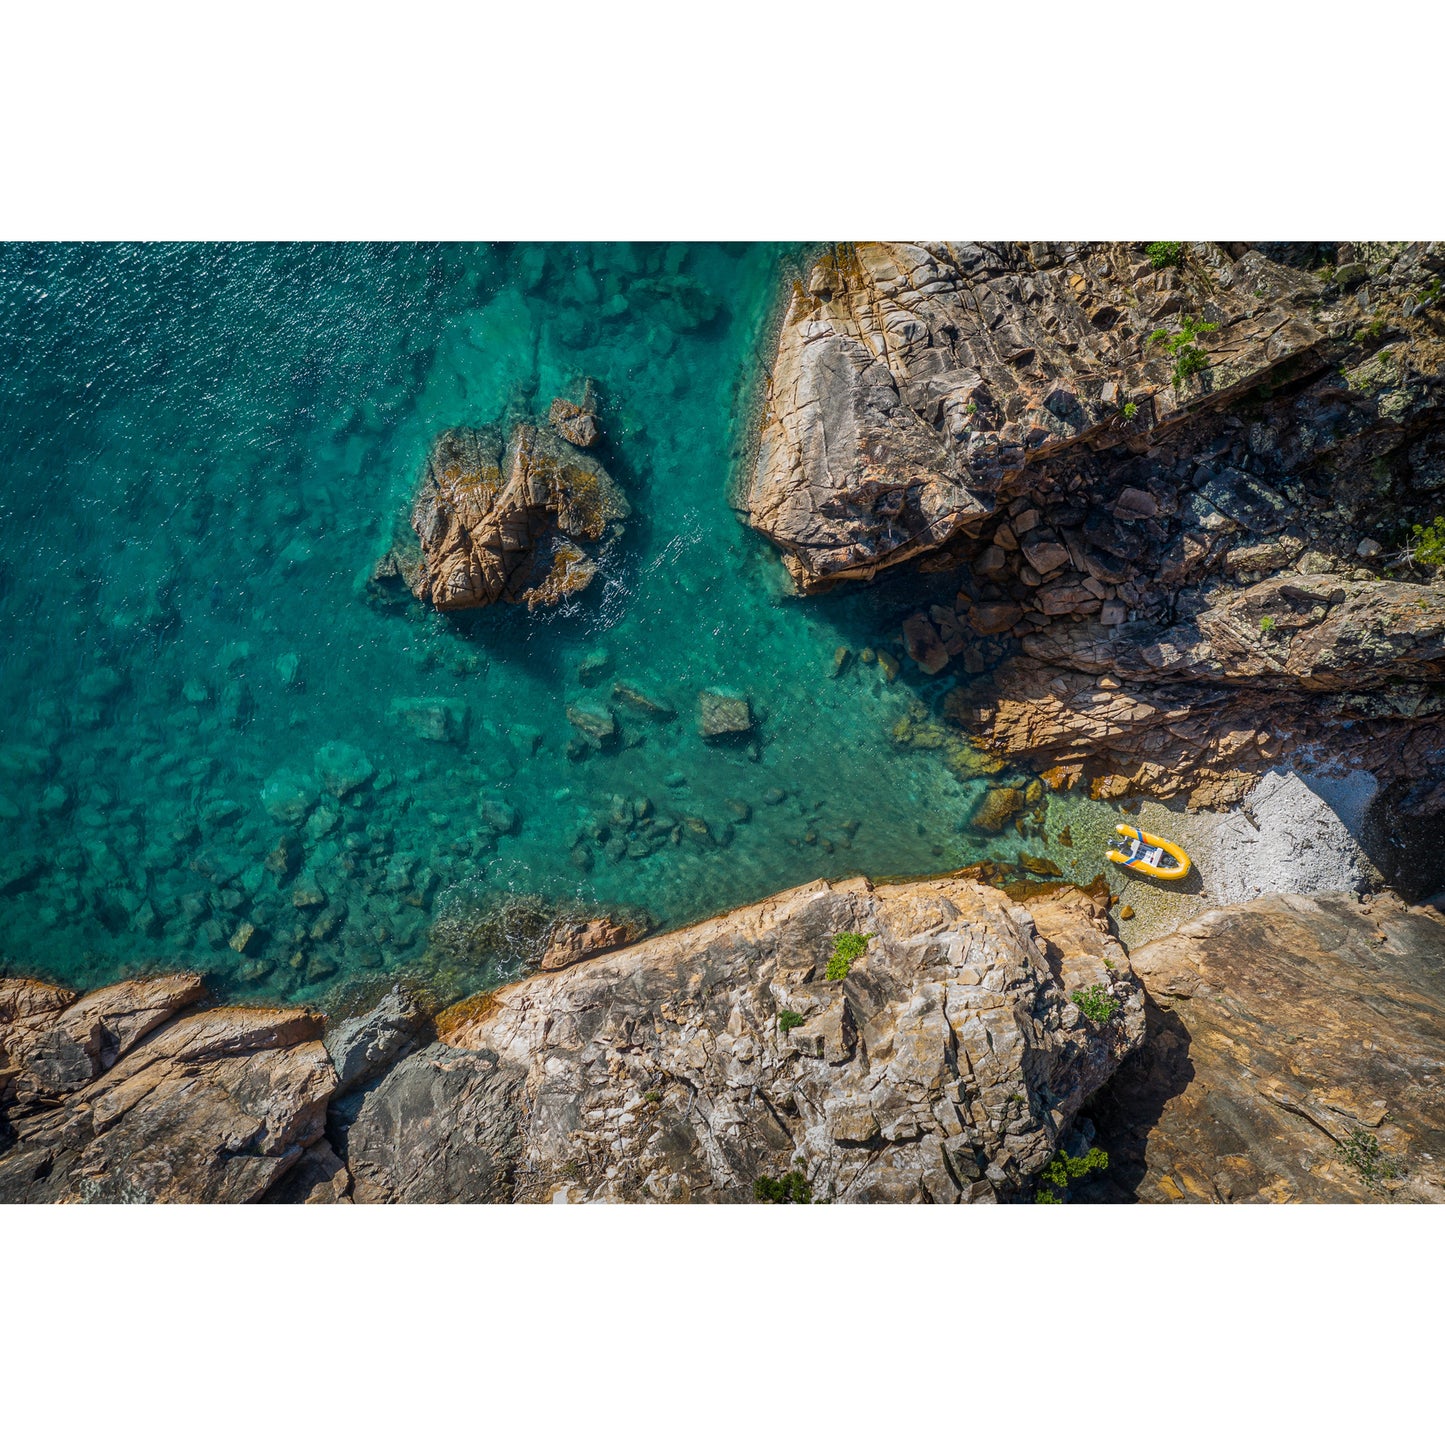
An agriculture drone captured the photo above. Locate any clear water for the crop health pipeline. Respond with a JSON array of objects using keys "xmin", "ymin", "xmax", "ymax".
[{"xmin": 0, "ymin": 243, "xmax": 1073, "ymax": 1004}]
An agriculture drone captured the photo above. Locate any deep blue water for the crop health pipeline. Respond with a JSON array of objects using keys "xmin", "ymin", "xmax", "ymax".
[{"xmin": 0, "ymin": 243, "xmax": 1060, "ymax": 1004}]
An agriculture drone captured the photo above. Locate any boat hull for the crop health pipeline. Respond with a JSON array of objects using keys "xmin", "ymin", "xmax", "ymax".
[{"xmin": 1107, "ymin": 824, "xmax": 1191, "ymax": 881}]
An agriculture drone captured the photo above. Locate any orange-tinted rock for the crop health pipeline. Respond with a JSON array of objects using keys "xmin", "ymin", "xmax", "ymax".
[{"xmin": 408, "ymin": 421, "xmax": 627, "ymax": 613}]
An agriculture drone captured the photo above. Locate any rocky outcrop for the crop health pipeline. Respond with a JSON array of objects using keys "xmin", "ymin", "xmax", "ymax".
[
  {"xmin": 0, "ymin": 1002, "xmax": 336, "ymax": 1203},
  {"xmin": 0, "ymin": 875, "xmax": 1145, "ymax": 1204},
  {"xmin": 549, "ymin": 379, "xmax": 601, "ymax": 449},
  {"xmin": 1018, "ymin": 574, "xmax": 1445, "ymax": 692},
  {"xmin": 356, "ymin": 875, "xmax": 1144, "ymax": 1203},
  {"xmin": 946, "ymin": 574, "xmax": 1445, "ymax": 808},
  {"xmin": 748, "ymin": 242, "xmax": 1328, "ymax": 592},
  {"xmin": 324, "ymin": 983, "xmax": 423, "ymax": 1092},
  {"xmin": 8, "ymin": 882, "xmax": 1443, "ymax": 1205},
  {"xmin": 754, "ymin": 241, "xmax": 1445, "ymax": 810},
  {"xmin": 400, "ymin": 418, "xmax": 628, "ymax": 613},
  {"xmin": 1083, "ymin": 891, "xmax": 1445, "ymax": 1203},
  {"xmin": 0, "ymin": 972, "xmax": 206, "ymax": 1104}
]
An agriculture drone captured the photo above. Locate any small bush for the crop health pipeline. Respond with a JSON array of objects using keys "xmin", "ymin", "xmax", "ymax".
[
  {"xmin": 643, "ymin": 1089, "xmax": 662, "ymax": 1104},
  {"xmin": 1072, "ymin": 984, "xmax": 1120, "ymax": 1024},
  {"xmin": 754, "ymin": 1171, "xmax": 813, "ymax": 1204},
  {"xmin": 1121, "ymin": 400, "xmax": 1138, "ymax": 420},
  {"xmin": 777, "ymin": 1009, "xmax": 804, "ymax": 1034},
  {"xmin": 1335, "ymin": 1128, "xmax": 1405, "ymax": 1193},
  {"xmin": 1034, "ymin": 1145, "xmax": 1109, "ymax": 1202},
  {"xmin": 1353, "ymin": 312, "xmax": 1388, "ymax": 345},
  {"xmin": 1146, "ymin": 242, "xmax": 1185, "ymax": 270},
  {"xmin": 826, "ymin": 931, "xmax": 873, "ymax": 981},
  {"xmin": 1148, "ymin": 314, "xmax": 1218, "ymax": 389},
  {"xmin": 1259, "ymin": 615, "xmax": 1276, "ymax": 632},
  {"xmin": 1408, "ymin": 516, "xmax": 1445, "ymax": 567}
]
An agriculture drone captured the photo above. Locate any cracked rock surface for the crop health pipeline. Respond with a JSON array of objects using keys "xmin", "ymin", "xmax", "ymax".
[
  {"xmin": 1081, "ymin": 891, "xmax": 1445, "ymax": 1203},
  {"xmin": 416, "ymin": 874, "xmax": 1144, "ymax": 1202},
  {"xmin": 397, "ymin": 418, "xmax": 628, "ymax": 613},
  {"xmin": 747, "ymin": 241, "xmax": 1323, "ymax": 592},
  {"xmin": 0, "ymin": 980, "xmax": 336, "ymax": 1203}
]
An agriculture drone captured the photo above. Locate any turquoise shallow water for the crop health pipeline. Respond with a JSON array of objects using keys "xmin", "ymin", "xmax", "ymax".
[{"xmin": 0, "ymin": 243, "xmax": 1066, "ymax": 1004}]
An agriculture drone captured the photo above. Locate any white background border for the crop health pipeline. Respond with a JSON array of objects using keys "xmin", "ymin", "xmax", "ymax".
[{"xmin": 3, "ymin": 2, "xmax": 1440, "ymax": 1438}]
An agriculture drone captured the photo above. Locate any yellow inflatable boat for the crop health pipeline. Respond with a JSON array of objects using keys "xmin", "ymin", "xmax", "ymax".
[{"xmin": 1107, "ymin": 823, "xmax": 1191, "ymax": 881}]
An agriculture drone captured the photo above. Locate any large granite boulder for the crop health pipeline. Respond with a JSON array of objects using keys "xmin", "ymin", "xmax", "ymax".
[
  {"xmin": 747, "ymin": 242, "xmax": 1324, "ymax": 591},
  {"xmin": 405, "ymin": 419, "xmax": 628, "ymax": 612},
  {"xmin": 0, "ymin": 1004, "xmax": 337, "ymax": 1203},
  {"xmin": 1083, "ymin": 891, "xmax": 1445, "ymax": 1203},
  {"xmin": 347, "ymin": 876, "xmax": 1145, "ymax": 1203}
]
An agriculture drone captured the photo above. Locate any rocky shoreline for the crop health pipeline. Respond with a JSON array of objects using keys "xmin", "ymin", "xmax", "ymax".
[
  {"xmin": 749, "ymin": 241, "xmax": 1445, "ymax": 815},
  {"xmin": 3, "ymin": 239, "xmax": 1442, "ymax": 1204},
  {"xmin": 4, "ymin": 873, "xmax": 1441, "ymax": 1203}
]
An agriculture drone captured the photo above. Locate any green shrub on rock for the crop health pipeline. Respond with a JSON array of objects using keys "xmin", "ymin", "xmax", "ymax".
[
  {"xmin": 1407, "ymin": 516, "xmax": 1445, "ymax": 568},
  {"xmin": 825, "ymin": 931, "xmax": 874, "ymax": 980},
  {"xmin": 1071, "ymin": 983, "xmax": 1120, "ymax": 1024},
  {"xmin": 1034, "ymin": 1145, "xmax": 1110, "ymax": 1203},
  {"xmin": 754, "ymin": 1171, "xmax": 812, "ymax": 1203},
  {"xmin": 1146, "ymin": 242, "xmax": 1185, "ymax": 270},
  {"xmin": 777, "ymin": 1009, "xmax": 804, "ymax": 1034},
  {"xmin": 1148, "ymin": 314, "xmax": 1218, "ymax": 389},
  {"xmin": 1335, "ymin": 1128, "xmax": 1406, "ymax": 1193}
]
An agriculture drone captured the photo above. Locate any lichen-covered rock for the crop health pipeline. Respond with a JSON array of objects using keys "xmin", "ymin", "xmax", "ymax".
[
  {"xmin": 748, "ymin": 242, "xmax": 1324, "ymax": 590},
  {"xmin": 407, "ymin": 420, "xmax": 628, "ymax": 612},
  {"xmin": 417, "ymin": 875, "xmax": 1143, "ymax": 1203},
  {"xmin": 1084, "ymin": 891, "xmax": 1445, "ymax": 1203}
]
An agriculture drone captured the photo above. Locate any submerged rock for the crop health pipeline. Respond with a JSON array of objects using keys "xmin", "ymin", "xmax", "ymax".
[
  {"xmin": 970, "ymin": 785, "xmax": 1024, "ymax": 832},
  {"xmin": 406, "ymin": 420, "xmax": 628, "ymax": 613},
  {"xmin": 387, "ymin": 695, "xmax": 469, "ymax": 743},
  {"xmin": 566, "ymin": 702, "xmax": 617, "ymax": 745},
  {"xmin": 698, "ymin": 690, "xmax": 752, "ymax": 737},
  {"xmin": 314, "ymin": 742, "xmax": 374, "ymax": 799},
  {"xmin": 261, "ymin": 767, "xmax": 318, "ymax": 824},
  {"xmin": 612, "ymin": 680, "xmax": 677, "ymax": 720},
  {"xmin": 902, "ymin": 614, "xmax": 950, "ymax": 674}
]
